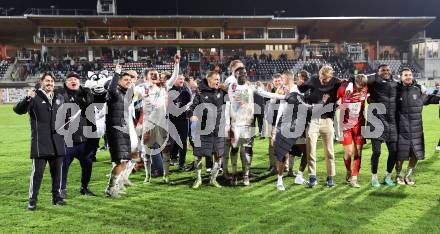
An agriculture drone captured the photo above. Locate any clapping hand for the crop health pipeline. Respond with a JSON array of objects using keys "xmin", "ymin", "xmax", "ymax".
[
  {"xmin": 322, "ymin": 94, "xmax": 330, "ymax": 103},
  {"xmin": 27, "ymin": 89, "xmax": 36, "ymax": 98},
  {"xmin": 255, "ymin": 81, "xmax": 263, "ymax": 88},
  {"xmin": 115, "ymin": 64, "xmax": 122, "ymax": 74},
  {"xmin": 190, "ymin": 116, "xmax": 198, "ymax": 122}
]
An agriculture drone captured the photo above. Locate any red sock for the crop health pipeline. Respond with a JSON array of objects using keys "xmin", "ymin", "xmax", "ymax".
[
  {"xmin": 352, "ymin": 155, "xmax": 361, "ymax": 176},
  {"xmin": 344, "ymin": 158, "xmax": 352, "ymax": 172}
]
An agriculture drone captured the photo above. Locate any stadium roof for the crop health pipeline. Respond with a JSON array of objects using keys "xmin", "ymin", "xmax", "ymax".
[{"xmin": 0, "ymin": 15, "xmax": 436, "ymax": 45}]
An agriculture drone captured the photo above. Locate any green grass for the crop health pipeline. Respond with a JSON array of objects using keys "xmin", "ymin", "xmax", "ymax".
[{"xmin": 0, "ymin": 104, "xmax": 439, "ymax": 234}]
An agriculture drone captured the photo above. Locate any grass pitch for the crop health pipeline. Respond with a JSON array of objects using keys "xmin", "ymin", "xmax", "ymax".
[{"xmin": 0, "ymin": 104, "xmax": 439, "ymax": 233}]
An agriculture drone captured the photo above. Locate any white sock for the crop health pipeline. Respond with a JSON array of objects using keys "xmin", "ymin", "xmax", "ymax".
[
  {"xmin": 372, "ymin": 174, "xmax": 378, "ymax": 180},
  {"xmin": 352, "ymin": 176, "xmax": 358, "ymax": 180},
  {"xmin": 386, "ymin": 172, "xmax": 392, "ymax": 178},
  {"xmin": 277, "ymin": 175, "xmax": 283, "ymax": 184},
  {"xmin": 196, "ymin": 169, "xmax": 202, "ymax": 180},
  {"xmin": 297, "ymin": 171, "xmax": 303, "ymax": 177}
]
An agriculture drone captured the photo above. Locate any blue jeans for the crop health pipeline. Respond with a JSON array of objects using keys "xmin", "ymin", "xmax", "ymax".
[{"xmin": 61, "ymin": 141, "xmax": 95, "ymax": 190}]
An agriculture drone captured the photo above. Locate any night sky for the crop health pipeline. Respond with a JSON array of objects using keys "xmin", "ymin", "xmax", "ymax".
[{"xmin": 2, "ymin": 0, "xmax": 440, "ymax": 37}]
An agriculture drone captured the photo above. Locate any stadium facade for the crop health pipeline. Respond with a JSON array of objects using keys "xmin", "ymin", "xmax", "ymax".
[{"xmin": 0, "ymin": 4, "xmax": 439, "ymax": 102}]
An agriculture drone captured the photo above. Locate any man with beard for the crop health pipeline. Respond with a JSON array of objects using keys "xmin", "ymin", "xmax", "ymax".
[
  {"xmin": 139, "ymin": 55, "xmax": 180, "ymax": 184},
  {"xmin": 105, "ymin": 65, "xmax": 133, "ymax": 198},
  {"xmin": 118, "ymin": 70, "xmax": 144, "ymax": 189},
  {"xmin": 14, "ymin": 72, "xmax": 66, "ymax": 210},
  {"xmin": 394, "ymin": 68, "xmax": 440, "ymax": 185}
]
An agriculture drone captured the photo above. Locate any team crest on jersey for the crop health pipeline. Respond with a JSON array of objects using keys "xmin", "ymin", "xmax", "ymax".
[
  {"xmin": 204, "ymin": 96, "xmax": 209, "ymax": 99},
  {"xmin": 56, "ymin": 99, "xmax": 60, "ymax": 105},
  {"xmin": 217, "ymin": 93, "xmax": 221, "ymax": 98},
  {"xmin": 413, "ymin": 94, "xmax": 418, "ymax": 100},
  {"xmin": 232, "ymin": 83, "xmax": 237, "ymax": 92}
]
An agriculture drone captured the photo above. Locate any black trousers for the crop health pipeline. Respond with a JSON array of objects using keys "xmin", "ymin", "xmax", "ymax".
[
  {"xmin": 29, "ymin": 157, "xmax": 63, "ymax": 200},
  {"xmin": 188, "ymin": 120, "xmax": 213, "ymax": 168},
  {"xmin": 253, "ymin": 114, "xmax": 264, "ymax": 135},
  {"xmin": 169, "ymin": 118, "xmax": 189, "ymax": 167},
  {"xmin": 371, "ymin": 139, "xmax": 397, "ymax": 174},
  {"xmin": 61, "ymin": 141, "xmax": 95, "ymax": 190},
  {"xmin": 103, "ymin": 134, "xmax": 108, "ymax": 147}
]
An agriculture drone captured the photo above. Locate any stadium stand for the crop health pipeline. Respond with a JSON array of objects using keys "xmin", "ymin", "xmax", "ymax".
[
  {"xmin": 374, "ymin": 60, "xmax": 421, "ymax": 78},
  {"xmin": 255, "ymin": 59, "xmax": 297, "ymax": 79},
  {"xmin": 374, "ymin": 60, "xmax": 402, "ymax": 75},
  {"xmin": 0, "ymin": 61, "xmax": 11, "ymax": 80},
  {"xmin": 12, "ymin": 52, "xmax": 424, "ymax": 83}
]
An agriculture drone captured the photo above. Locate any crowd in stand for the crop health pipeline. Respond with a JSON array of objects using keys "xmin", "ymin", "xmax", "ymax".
[
  {"xmin": 0, "ymin": 49, "xmax": 422, "ymax": 84},
  {"xmin": 0, "ymin": 59, "xmax": 12, "ymax": 80}
]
